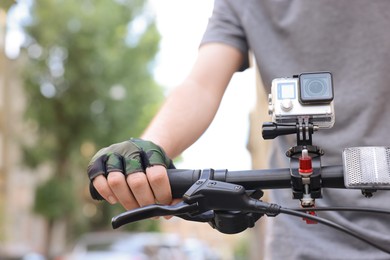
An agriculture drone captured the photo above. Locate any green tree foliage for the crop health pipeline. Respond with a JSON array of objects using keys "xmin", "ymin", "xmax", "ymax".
[
  {"xmin": 20, "ymin": 0, "xmax": 163, "ymax": 251},
  {"xmin": 0, "ymin": 0, "xmax": 15, "ymax": 11}
]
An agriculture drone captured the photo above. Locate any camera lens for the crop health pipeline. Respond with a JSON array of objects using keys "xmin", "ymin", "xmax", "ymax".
[
  {"xmin": 304, "ymin": 79, "xmax": 327, "ymax": 97},
  {"xmin": 298, "ymin": 72, "xmax": 333, "ymax": 104}
]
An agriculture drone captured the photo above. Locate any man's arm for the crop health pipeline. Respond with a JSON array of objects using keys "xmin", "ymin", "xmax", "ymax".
[
  {"xmin": 143, "ymin": 43, "xmax": 244, "ymax": 157},
  {"xmin": 92, "ymin": 43, "xmax": 245, "ymax": 210}
]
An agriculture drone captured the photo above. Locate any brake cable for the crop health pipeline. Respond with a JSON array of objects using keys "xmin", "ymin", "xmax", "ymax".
[
  {"xmin": 291, "ymin": 206, "xmax": 390, "ymax": 215},
  {"xmin": 277, "ymin": 207, "xmax": 390, "ymax": 254}
]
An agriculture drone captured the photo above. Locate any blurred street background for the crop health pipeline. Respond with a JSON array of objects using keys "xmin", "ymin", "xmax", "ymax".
[{"xmin": 0, "ymin": 0, "xmax": 259, "ymax": 259}]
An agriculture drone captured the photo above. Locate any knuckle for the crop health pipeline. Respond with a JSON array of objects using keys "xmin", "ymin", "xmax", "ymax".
[
  {"xmin": 148, "ymin": 171, "xmax": 166, "ymax": 185},
  {"xmin": 128, "ymin": 173, "xmax": 146, "ymax": 190},
  {"xmin": 147, "ymin": 167, "xmax": 167, "ymax": 185},
  {"xmin": 107, "ymin": 172, "xmax": 124, "ymax": 188}
]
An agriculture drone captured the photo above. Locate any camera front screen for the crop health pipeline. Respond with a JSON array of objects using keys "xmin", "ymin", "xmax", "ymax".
[
  {"xmin": 299, "ymin": 72, "xmax": 333, "ymax": 104},
  {"xmin": 277, "ymin": 82, "xmax": 296, "ymax": 100}
]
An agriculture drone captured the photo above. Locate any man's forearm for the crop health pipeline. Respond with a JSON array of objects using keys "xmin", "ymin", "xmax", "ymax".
[
  {"xmin": 142, "ymin": 78, "xmax": 224, "ymax": 159},
  {"xmin": 142, "ymin": 43, "xmax": 243, "ymax": 158}
]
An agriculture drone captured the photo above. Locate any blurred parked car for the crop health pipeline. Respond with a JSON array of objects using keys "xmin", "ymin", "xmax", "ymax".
[
  {"xmin": 63, "ymin": 231, "xmax": 220, "ymax": 260},
  {"xmin": 0, "ymin": 244, "xmax": 46, "ymax": 260}
]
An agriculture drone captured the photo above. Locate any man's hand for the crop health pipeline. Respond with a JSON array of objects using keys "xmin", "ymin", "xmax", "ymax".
[{"xmin": 87, "ymin": 138, "xmax": 175, "ymax": 210}]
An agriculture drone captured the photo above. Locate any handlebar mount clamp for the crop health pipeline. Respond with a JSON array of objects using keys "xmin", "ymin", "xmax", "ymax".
[
  {"xmin": 262, "ymin": 119, "xmax": 324, "ymax": 204},
  {"xmin": 287, "ymin": 145, "xmax": 323, "ymax": 200}
]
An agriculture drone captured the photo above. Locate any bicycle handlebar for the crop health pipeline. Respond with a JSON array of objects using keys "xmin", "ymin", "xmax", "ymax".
[
  {"xmin": 102, "ymin": 126, "xmax": 390, "ymax": 253},
  {"xmin": 112, "ymin": 164, "xmax": 390, "ymax": 254},
  {"xmin": 168, "ymin": 165, "xmax": 345, "ymax": 198}
]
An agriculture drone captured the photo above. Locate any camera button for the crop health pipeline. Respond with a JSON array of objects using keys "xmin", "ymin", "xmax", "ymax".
[{"xmin": 281, "ymin": 99, "xmax": 293, "ymax": 112}]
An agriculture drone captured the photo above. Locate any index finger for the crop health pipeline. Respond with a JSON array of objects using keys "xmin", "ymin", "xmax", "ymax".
[{"xmin": 146, "ymin": 165, "xmax": 172, "ymax": 205}]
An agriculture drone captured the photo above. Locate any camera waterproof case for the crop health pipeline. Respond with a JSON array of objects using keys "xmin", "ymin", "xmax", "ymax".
[{"xmin": 268, "ymin": 72, "xmax": 335, "ymax": 129}]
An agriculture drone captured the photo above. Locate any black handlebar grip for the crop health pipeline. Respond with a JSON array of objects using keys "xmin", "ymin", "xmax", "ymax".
[
  {"xmin": 166, "ymin": 165, "xmax": 344, "ymax": 199},
  {"xmin": 167, "ymin": 169, "xmax": 201, "ymax": 198}
]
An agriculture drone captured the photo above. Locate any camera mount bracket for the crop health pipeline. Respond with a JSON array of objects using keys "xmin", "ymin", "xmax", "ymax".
[
  {"xmin": 262, "ymin": 119, "xmax": 318, "ymax": 146},
  {"xmin": 262, "ymin": 119, "xmax": 324, "ymax": 213}
]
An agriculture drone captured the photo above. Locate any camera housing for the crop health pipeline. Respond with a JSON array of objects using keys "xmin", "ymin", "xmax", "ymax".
[{"xmin": 268, "ymin": 72, "xmax": 335, "ymax": 128}]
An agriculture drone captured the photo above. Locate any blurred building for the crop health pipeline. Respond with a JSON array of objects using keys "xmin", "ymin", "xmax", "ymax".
[
  {"xmin": 0, "ymin": 5, "xmax": 12, "ymax": 253},
  {"xmin": 0, "ymin": 5, "xmax": 7, "ymax": 243},
  {"xmin": 0, "ymin": 4, "xmax": 49, "ymax": 258}
]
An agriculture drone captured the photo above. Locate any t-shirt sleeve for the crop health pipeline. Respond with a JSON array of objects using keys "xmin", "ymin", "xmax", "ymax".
[{"xmin": 200, "ymin": 0, "xmax": 250, "ymax": 71}]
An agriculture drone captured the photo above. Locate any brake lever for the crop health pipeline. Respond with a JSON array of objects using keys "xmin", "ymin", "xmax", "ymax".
[
  {"xmin": 112, "ymin": 172, "xmax": 270, "ymax": 231},
  {"xmin": 112, "ymin": 202, "xmax": 200, "ymax": 229},
  {"xmin": 176, "ymin": 210, "xmax": 215, "ymax": 222},
  {"xmin": 111, "ymin": 177, "xmax": 247, "ymax": 229}
]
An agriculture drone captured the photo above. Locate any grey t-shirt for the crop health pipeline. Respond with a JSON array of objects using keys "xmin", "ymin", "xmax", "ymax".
[{"xmin": 201, "ymin": 0, "xmax": 390, "ymax": 259}]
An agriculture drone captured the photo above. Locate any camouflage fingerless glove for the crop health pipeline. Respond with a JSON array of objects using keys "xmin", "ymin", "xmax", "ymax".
[{"xmin": 87, "ymin": 138, "xmax": 175, "ymax": 200}]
